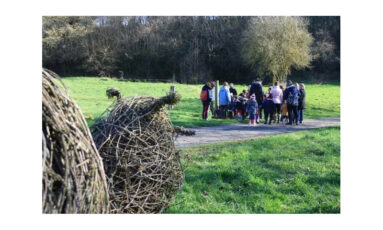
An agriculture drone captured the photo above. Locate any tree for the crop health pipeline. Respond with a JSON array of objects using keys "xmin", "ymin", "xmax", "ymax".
[
  {"xmin": 310, "ymin": 29, "xmax": 338, "ymax": 73},
  {"xmin": 42, "ymin": 16, "xmax": 340, "ymax": 83},
  {"xmin": 43, "ymin": 16, "xmax": 96, "ymax": 75},
  {"xmin": 306, "ymin": 16, "xmax": 340, "ymax": 73},
  {"xmin": 242, "ymin": 16, "xmax": 313, "ymax": 83}
]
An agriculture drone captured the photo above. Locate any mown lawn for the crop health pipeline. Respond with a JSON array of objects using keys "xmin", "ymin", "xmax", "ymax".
[
  {"xmin": 166, "ymin": 127, "xmax": 340, "ymax": 213},
  {"xmin": 62, "ymin": 77, "xmax": 340, "ymax": 127}
]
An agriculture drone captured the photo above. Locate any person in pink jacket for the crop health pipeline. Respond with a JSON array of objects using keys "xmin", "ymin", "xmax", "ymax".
[{"xmin": 270, "ymin": 81, "xmax": 283, "ymax": 123}]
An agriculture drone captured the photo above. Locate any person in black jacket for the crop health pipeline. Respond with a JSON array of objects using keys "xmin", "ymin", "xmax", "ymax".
[
  {"xmin": 201, "ymin": 82, "xmax": 212, "ymax": 120},
  {"xmin": 239, "ymin": 90, "xmax": 247, "ymax": 98},
  {"xmin": 249, "ymin": 78, "xmax": 264, "ymax": 123},
  {"xmin": 298, "ymin": 83, "xmax": 306, "ymax": 124},
  {"xmin": 229, "ymin": 83, "xmax": 238, "ymax": 99}
]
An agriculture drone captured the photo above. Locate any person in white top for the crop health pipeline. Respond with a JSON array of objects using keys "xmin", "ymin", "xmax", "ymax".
[{"xmin": 270, "ymin": 81, "xmax": 283, "ymax": 123}]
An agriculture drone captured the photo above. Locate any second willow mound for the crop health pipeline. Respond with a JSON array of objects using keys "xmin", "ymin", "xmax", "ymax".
[{"xmin": 91, "ymin": 93, "xmax": 184, "ymax": 213}]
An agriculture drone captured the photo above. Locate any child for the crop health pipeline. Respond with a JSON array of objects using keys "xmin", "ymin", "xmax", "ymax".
[
  {"xmin": 239, "ymin": 90, "xmax": 247, "ymax": 98},
  {"xmin": 281, "ymin": 102, "xmax": 288, "ymax": 124},
  {"xmin": 234, "ymin": 96, "xmax": 243, "ymax": 120},
  {"xmin": 262, "ymin": 94, "xmax": 275, "ymax": 125},
  {"xmin": 242, "ymin": 96, "xmax": 248, "ymax": 119},
  {"xmin": 246, "ymin": 94, "xmax": 258, "ymax": 125}
]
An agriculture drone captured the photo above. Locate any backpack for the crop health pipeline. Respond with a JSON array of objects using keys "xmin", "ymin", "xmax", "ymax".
[
  {"xmin": 287, "ymin": 90, "xmax": 298, "ymax": 106},
  {"xmin": 200, "ymin": 89, "xmax": 208, "ymax": 101}
]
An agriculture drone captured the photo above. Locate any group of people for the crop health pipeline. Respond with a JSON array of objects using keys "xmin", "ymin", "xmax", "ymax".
[{"xmin": 200, "ymin": 79, "xmax": 306, "ymax": 125}]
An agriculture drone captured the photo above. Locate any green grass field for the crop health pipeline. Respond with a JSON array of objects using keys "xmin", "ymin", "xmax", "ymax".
[
  {"xmin": 62, "ymin": 77, "xmax": 340, "ymax": 127},
  {"xmin": 166, "ymin": 127, "xmax": 340, "ymax": 213},
  {"xmin": 59, "ymin": 77, "xmax": 340, "ymax": 213}
]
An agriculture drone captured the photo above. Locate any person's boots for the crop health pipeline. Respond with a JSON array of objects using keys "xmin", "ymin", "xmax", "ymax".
[
  {"xmin": 287, "ymin": 118, "xmax": 292, "ymax": 125},
  {"xmin": 277, "ymin": 114, "xmax": 280, "ymax": 123}
]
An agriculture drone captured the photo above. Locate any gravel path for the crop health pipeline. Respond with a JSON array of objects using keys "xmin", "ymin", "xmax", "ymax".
[{"xmin": 175, "ymin": 117, "xmax": 340, "ymax": 148}]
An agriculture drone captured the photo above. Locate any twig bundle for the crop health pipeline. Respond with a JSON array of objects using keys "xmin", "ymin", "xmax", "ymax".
[
  {"xmin": 42, "ymin": 69, "xmax": 109, "ymax": 213},
  {"xmin": 174, "ymin": 126, "xmax": 196, "ymax": 136},
  {"xmin": 106, "ymin": 88, "xmax": 121, "ymax": 100},
  {"xmin": 91, "ymin": 92, "xmax": 184, "ymax": 213}
]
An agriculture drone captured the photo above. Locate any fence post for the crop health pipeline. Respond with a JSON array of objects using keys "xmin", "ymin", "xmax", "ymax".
[
  {"xmin": 168, "ymin": 86, "xmax": 175, "ymax": 110},
  {"xmin": 215, "ymin": 80, "xmax": 219, "ymax": 109}
]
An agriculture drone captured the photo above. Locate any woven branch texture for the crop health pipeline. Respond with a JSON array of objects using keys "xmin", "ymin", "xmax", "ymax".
[
  {"xmin": 42, "ymin": 69, "xmax": 109, "ymax": 213},
  {"xmin": 91, "ymin": 93, "xmax": 184, "ymax": 213}
]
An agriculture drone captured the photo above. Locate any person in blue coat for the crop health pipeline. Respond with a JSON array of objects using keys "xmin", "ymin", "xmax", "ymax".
[
  {"xmin": 283, "ymin": 80, "xmax": 300, "ymax": 125},
  {"xmin": 219, "ymin": 82, "xmax": 231, "ymax": 118}
]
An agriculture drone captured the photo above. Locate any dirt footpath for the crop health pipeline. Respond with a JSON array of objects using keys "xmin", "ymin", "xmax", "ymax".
[{"xmin": 175, "ymin": 117, "xmax": 340, "ymax": 148}]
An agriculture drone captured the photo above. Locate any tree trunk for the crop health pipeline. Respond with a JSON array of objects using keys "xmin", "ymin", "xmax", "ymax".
[
  {"xmin": 275, "ymin": 74, "xmax": 287, "ymax": 87},
  {"xmin": 280, "ymin": 75, "xmax": 287, "ymax": 87}
]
